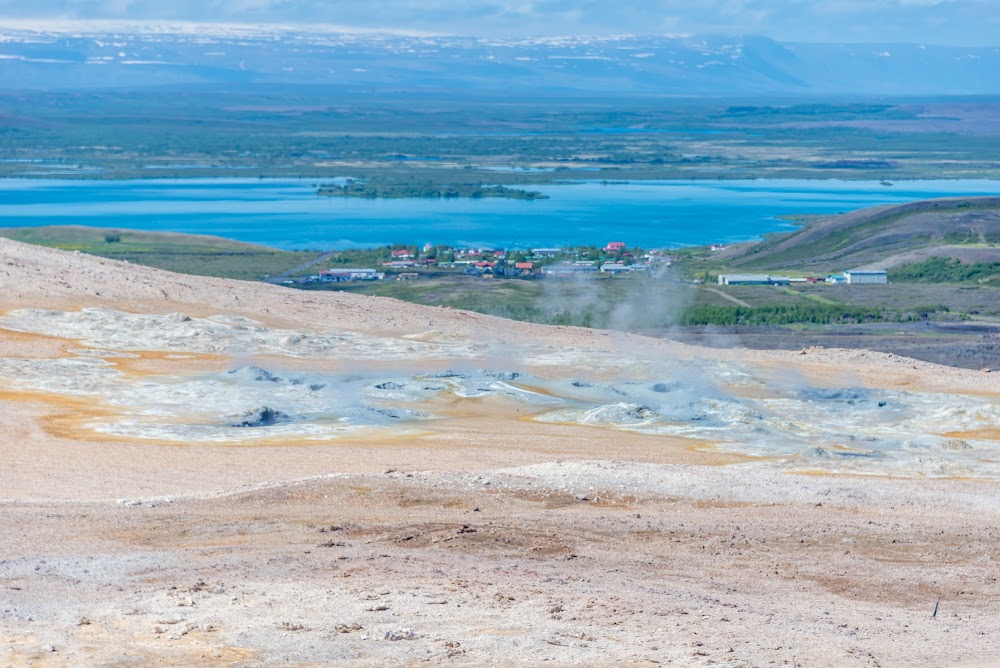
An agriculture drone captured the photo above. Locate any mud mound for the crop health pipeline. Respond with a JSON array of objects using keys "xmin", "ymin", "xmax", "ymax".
[{"xmin": 228, "ymin": 406, "xmax": 293, "ymax": 428}]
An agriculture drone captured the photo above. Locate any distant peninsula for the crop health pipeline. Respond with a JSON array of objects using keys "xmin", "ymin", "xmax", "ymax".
[{"xmin": 318, "ymin": 182, "xmax": 548, "ymax": 200}]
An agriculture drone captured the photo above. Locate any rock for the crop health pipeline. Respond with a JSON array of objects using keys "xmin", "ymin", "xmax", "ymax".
[
  {"xmin": 580, "ymin": 403, "xmax": 655, "ymax": 425},
  {"xmin": 318, "ymin": 540, "xmax": 347, "ymax": 548},
  {"xmin": 227, "ymin": 406, "xmax": 291, "ymax": 428},
  {"xmin": 574, "ymin": 494, "xmax": 590, "ymax": 502},
  {"xmin": 155, "ymin": 617, "xmax": 185, "ymax": 625},
  {"xmin": 336, "ymin": 623, "xmax": 363, "ymax": 634},
  {"xmin": 384, "ymin": 628, "xmax": 417, "ymax": 641},
  {"xmin": 42, "ymin": 644, "xmax": 56, "ymax": 652},
  {"xmin": 483, "ymin": 370, "xmax": 521, "ymax": 381}
]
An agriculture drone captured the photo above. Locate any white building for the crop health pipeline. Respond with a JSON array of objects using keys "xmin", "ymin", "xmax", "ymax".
[
  {"xmin": 844, "ymin": 269, "xmax": 888, "ymax": 285},
  {"xmin": 718, "ymin": 274, "xmax": 773, "ymax": 286},
  {"xmin": 601, "ymin": 263, "xmax": 651, "ymax": 274},
  {"xmin": 320, "ymin": 268, "xmax": 385, "ymax": 282}
]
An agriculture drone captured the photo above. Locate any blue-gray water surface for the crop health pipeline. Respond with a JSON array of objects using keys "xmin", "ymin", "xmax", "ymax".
[{"xmin": 0, "ymin": 178, "xmax": 997, "ymax": 250}]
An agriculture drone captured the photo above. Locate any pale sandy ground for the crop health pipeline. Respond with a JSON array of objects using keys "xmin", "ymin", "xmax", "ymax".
[{"xmin": 1, "ymin": 237, "xmax": 999, "ymax": 667}]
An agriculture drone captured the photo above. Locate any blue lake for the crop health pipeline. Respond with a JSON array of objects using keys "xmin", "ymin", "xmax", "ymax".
[{"xmin": 0, "ymin": 178, "xmax": 997, "ymax": 250}]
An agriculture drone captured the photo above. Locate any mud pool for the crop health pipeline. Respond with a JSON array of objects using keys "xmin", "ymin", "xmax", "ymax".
[{"xmin": 1, "ymin": 307, "xmax": 998, "ymax": 477}]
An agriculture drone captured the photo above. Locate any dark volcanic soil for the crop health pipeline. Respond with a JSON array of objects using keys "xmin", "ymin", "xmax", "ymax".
[{"xmin": 656, "ymin": 322, "xmax": 1000, "ymax": 370}]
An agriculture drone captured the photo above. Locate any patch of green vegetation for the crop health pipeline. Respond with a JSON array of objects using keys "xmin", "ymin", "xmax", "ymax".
[
  {"xmin": 680, "ymin": 304, "xmax": 949, "ymax": 326},
  {"xmin": 681, "ymin": 303, "xmax": 894, "ymax": 326},
  {"xmin": 941, "ymin": 229, "xmax": 980, "ymax": 244},
  {"xmin": 890, "ymin": 257, "xmax": 1000, "ymax": 284},
  {"xmin": 0, "ymin": 226, "xmax": 322, "ymax": 281},
  {"xmin": 719, "ymin": 103, "xmax": 917, "ymax": 121},
  {"xmin": 4, "ymin": 91, "xmax": 1000, "ymax": 182},
  {"xmin": 318, "ymin": 181, "xmax": 548, "ymax": 200}
]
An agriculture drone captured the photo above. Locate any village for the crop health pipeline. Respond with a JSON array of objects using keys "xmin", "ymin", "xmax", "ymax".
[
  {"xmin": 301, "ymin": 240, "xmax": 890, "ymax": 290},
  {"xmin": 304, "ymin": 241, "xmax": 670, "ymax": 283}
]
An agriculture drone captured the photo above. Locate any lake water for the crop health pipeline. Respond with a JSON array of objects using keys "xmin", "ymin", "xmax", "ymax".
[{"xmin": 0, "ymin": 178, "xmax": 997, "ymax": 250}]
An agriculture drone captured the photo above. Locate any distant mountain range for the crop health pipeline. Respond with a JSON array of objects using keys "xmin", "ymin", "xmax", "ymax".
[{"xmin": 1, "ymin": 23, "xmax": 998, "ymax": 95}]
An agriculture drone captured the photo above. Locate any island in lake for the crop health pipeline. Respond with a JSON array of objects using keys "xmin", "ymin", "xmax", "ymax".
[{"xmin": 318, "ymin": 181, "xmax": 548, "ymax": 200}]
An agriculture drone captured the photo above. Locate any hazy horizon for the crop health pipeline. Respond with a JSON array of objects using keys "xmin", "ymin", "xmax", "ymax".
[{"xmin": 0, "ymin": 1, "xmax": 998, "ymax": 47}]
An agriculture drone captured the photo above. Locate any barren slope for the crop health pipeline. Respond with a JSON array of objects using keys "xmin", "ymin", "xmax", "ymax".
[{"xmin": 1, "ymin": 237, "xmax": 999, "ymax": 667}]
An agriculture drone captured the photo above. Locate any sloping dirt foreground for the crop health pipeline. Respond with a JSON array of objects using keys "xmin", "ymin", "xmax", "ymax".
[{"xmin": 1, "ymin": 237, "xmax": 999, "ymax": 667}]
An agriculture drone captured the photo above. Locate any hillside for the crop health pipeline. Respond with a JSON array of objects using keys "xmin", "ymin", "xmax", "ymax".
[
  {"xmin": 0, "ymin": 225, "xmax": 322, "ymax": 281},
  {"xmin": 723, "ymin": 196, "xmax": 1000, "ymax": 273},
  {"xmin": 1, "ymin": 234, "xmax": 1000, "ymax": 666}
]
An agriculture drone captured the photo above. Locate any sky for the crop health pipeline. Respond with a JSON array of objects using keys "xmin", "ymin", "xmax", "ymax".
[{"xmin": 0, "ymin": 0, "xmax": 997, "ymax": 46}]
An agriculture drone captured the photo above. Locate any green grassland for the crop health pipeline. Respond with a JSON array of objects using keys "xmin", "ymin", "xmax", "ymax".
[
  {"xmin": 890, "ymin": 257, "xmax": 1000, "ymax": 284},
  {"xmin": 0, "ymin": 226, "xmax": 322, "ymax": 281},
  {"xmin": 4, "ymin": 91, "xmax": 1000, "ymax": 182},
  {"xmin": 303, "ymin": 275, "xmax": 687, "ymax": 329},
  {"xmin": 306, "ymin": 273, "xmax": 993, "ymax": 328}
]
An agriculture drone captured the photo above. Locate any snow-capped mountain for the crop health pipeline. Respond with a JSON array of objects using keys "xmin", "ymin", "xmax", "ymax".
[{"xmin": 0, "ymin": 23, "xmax": 997, "ymax": 95}]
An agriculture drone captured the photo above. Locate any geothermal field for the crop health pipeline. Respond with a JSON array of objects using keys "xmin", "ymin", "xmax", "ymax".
[{"xmin": 1, "ymin": 236, "xmax": 999, "ymax": 667}]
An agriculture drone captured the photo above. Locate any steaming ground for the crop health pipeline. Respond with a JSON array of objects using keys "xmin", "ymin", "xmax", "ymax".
[
  {"xmin": 1, "ymin": 237, "xmax": 999, "ymax": 667},
  {"xmin": 1, "ymin": 307, "xmax": 996, "ymax": 477}
]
